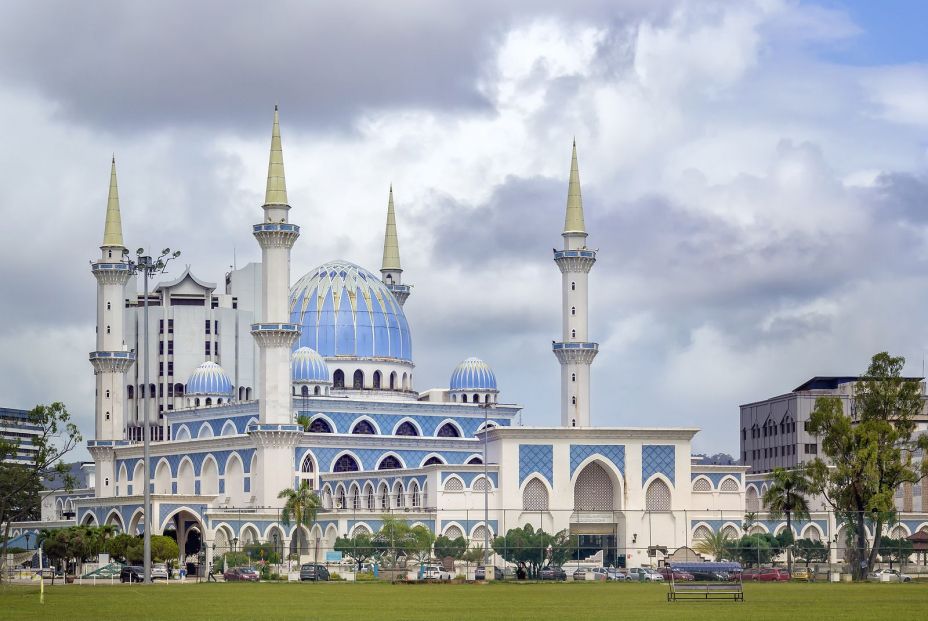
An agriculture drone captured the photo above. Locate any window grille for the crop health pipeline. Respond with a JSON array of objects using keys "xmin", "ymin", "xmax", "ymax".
[
  {"xmin": 645, "ymin": 479, "xmax": 671, "ymax": 511},
  {"xmin": 522, "ymin": 478, "xmax": 549, "ymax": 511},
  {"xmin": 720, "ymin": 478, "xmax": 739, "ymax": 492},
  {"xmin": 693, "ymin": 478, "xmax": 712, "ymax": 493},
  {"xmin": 444, "ymin": 477, "xmax": 464, "ymax": 492},
  {"xmin": 573, "ymin": 462, "xmax": 614, "ymax": 511},
  {"xmin": 472, "ymin": 477, "xmax": 491, "ymax": 492}
]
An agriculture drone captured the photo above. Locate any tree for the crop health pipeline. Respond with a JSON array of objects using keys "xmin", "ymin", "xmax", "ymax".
[
  {"xmin": 793, "ymin": 538, "xmax": 828, "ymax": 570},
  {"xmin": 373, "ymin": 517, "xmax": 414, "ymax": 569},
  {"xmin": 278, "ymin": 481, "xmax": 321, "ymax": 569},
  {"xmin": 735, "ymin": 534, "xmax": 774, "ymax": 567},
  {"xmin": 879, "ymin": 535, "xmax": 913, "ymax": 570},
  {"xmin": 0, "ymin": 403, "xmax": 81, "ymax": 579},
  {"xmin": 491, "ymin": 525, "xmax": 575, "ymax": 578},
  {"xmin": 38, "ymin": 529, "xmax": 68, "ymax": 584},
  {"xmin": 808, "ymin": 352, "xmax": 928, "ymax": 580},
  {"xmin": 334, "ymin": 532, "xmax": 378, "ymax": 571},
  {"xmin": 406, "ymin": 525, "xmax": 436, "ymax": 565},
  {"xmin": 694, "ymin": 531, "xmax": 735, "ymax": 562},
  {"xmin": 762, "ymin": 466, "xmax": 812, "ymax": 573},
  {"xmin": 108, "ymin": 533, "xmax": 137, "ymax": 563},
  {"xmin": 433, "ymin": 535, "xmax": 467, "ymax": 562},
  {"xmin": 742, "ymin": 512, "xmax": 757, "ymax": 533},
  {"xmin": 148, "ymin": 535, "xmax": 179, "ymax": 564}
]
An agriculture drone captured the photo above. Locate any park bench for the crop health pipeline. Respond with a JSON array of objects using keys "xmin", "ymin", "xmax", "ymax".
[{"xmin": 665, "ymin": 563, "xmax": 743, "ymax": 602}]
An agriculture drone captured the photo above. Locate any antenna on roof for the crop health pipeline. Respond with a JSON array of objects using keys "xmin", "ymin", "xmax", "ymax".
[{"xmin": 233, "ymin": 246, "xmax": 237, "ymax": 271}]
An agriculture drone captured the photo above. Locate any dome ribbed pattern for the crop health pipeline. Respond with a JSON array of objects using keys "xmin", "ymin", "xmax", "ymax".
[
  {"xmin": 450, "ymin": 357, "xmax": 498, "ymax": 391},
  {"xmin": 292, "ymin": 347, "xmax": 330, "ymax": 383},
  {"xmin": 186, "ymin": 361, "xmax": 234, "ymax": 396},
  {"xmin": 289, "ymin": 260, "xmax": 412, "ymax": 361}
]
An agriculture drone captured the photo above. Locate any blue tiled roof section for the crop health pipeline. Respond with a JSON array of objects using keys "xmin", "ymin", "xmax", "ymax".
[
  {"xmin": 292, "ymin": 347, "xmax": 330, "ymax": 383},
  {"xmin": 290, "ymin": 260, "xmax": 412, "ymax": 361},
  {"xmin": 450, "ymin": 358, "xmax": 498, "ymax": 391},
  {"xmin": 642, "ymin": 445, "xmax": 675, "ymax": 485},
  {"xmin": 185, "ymin": 361, "xmax": 234, "ymax": 396},
  {"xmin": 519, "ymin": 444, "xmax": 553, "ymax": 486},
  {"xmin": 569, "ymin": 445, "xmax": 625, "ymax": 478}
]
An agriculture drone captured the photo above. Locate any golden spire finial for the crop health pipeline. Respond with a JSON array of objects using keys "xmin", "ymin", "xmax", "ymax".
[
  {"xmin": 102, "ymin": 156, "xmax": 125, "ymax": 247},
  {"xmin": 264, "ymin": 105, "xmax": 288, "ymax": 205},
  {"xmin": 564, "ymin": 139, "xmax": 586, "ymax": 234},
  {"xmin": 381, "ymin": 184, "xmax": 402, "ymax": 271}
]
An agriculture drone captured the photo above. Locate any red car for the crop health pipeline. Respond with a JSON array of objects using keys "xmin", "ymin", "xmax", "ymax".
[
  {"xmin": 223, "ymin": 567, "xmax": 260, "ymax": 582},
  {"xmin": 742, "ymin": 567, "xmax": 789, "ymax": 581},
  {"xmin": 658, "ymin": 568, "xmax": 695, "ymax": 581}
]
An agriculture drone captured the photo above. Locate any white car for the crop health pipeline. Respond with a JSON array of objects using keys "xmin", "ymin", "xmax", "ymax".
[
  {"xmin": 151, "ymin": 563, "xmax": 169, "ymax": 580},
  {"xmin": 627, "ymin": 567, "xmax": 664, "ymax": 582},
  {"xmin": 420, "ymin": 565, "xmax": 452, "ymax": 581},
  {"xmin": 868, "ymin": 569, "xmax": 912, "ymax": 583}
]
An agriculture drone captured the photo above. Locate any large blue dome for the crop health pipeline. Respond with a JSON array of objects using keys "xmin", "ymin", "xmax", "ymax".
[
  {"xmin": 289, "ymin": 260, "xmax": 412, "ymax": 361},
  {"xmin": 292, "ymin": 347, "xmax": 330, "ymax": 383}
]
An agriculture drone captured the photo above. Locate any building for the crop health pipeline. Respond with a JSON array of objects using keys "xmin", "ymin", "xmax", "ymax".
[
  {"xmin": 0, "ymin": 407, "xmax": 42, "ymax": 464},
  {"xmin": 11, "ymin": 107, "xmax": 757, "ymax": 572}
]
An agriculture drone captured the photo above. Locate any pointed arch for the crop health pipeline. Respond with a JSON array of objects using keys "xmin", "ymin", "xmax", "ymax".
[
  {"xmin": 392, "ymin": 480, "xmax": 406, "ymax": 508},
  {"xmin": 378, "ymin": 482, "xmax": 390, "ymax": 509},
  {"xmin": 692, "ymin": 476, "xmax": 713, "ymax": 493},
  {"xmin": 154, "ymin": 458, "xmax": 172, "ymax": 495},
  {"xmin": 719, "ymin": 476, "xmax": 741, "ymax": 492},
  {"xmin": 693, "ymin": 524, "xmax": 713, "ymax": 541},
  {"xmin": 409, "ymin": 480, "xmax": 421, "ymax": 508},
  {"xmin": 350, "ymin": 416, "xmax": 380, "ymax": 435},
  {"xmin": 801, "ymin": 524, "xmax": 824, "ymax": 541},
  {"xmin": 434, "ymin": 418, "xmax": 463, "ymax": 438},
  {"xmin": 173, "ymin": 425, "xmax": 191, "ymax": 442},
  {"xmin": 443, "ymin": 475, "xmax": 465, "ymax": 492},
  {"xmin": 176, "ymin": 457, "xmax": 195, "ymax": 495},
  {"xmin": 132, "ymin": 461, "xmax": 145, "ymax": 495},
  {"xmin": 308, "ymin": 413, "xmax": 336, "ymax": 433},
  {"xmin": 335, "ymin": 484, "xmax": 347, "ymax": 509},
  {"xmin": 392, "ymin": 417, "xmax": 422, "ymax": 436},
  {"xmin": 644, "ymin": 475, "xmax": 672, "ymax": 512},
  {"xmin": 300, "ymin": 452, "xmax": 317, "ymax": 474},
  {"xmin": 351, "ymin": 522, "xmax": 373, "ymax": 537},
  {"xmin": 720, "ymin": 524, "xmax": 740, "ymax": 539},
  {"xmin": 200, "ymin": 455, "xmax": 219, "ymax": 496},
  {"xmin": 442, "ymin": 523, "xmax": 465, "ymax": 539},
  {"xmin": 572, "ymin": 458, "xmax": 623, "ymax": 511},
  {"xmin": 522, "ymin": 476, "xmax": 550, "ymax": 511},
  {"xmin": 377, "ymin": 452, "xmax": 405, "ymax": 470},
  {"xmin": 745, "ymin": 485, "xmax": 760, "ymax": 513},
  {"xmin": 220, "ymin": 420, "xmax": 238, "ymax": 437},
  {"xmin": 349, "ymin": 483, "xmax": 361, "ymax": 510},
  {"xmin": 471, "ymin": 475, "xmax": 492, "ymax": 492},
  {"xmin": 330, "ymin": 451, "xmax": 361, "ymax": 473},
  {"xmin": 225, "ymin": 452, "xmax": 245, "ymax": 505},
  {"xmin": 363, "ymin": 482, "xmax": 375, "ymax": 509},
  {"xmin": 104, "ymin": 509, "xmax": 125, "ymax": 533},
  {"xmin": 466, "ymin": 455, "xmax": 484, "ymax": 465},
  {"xmin": 197, "ymin": 422, "xmax": 214, "ymax": 439},
  {"xmin": 420, "ymin": 453, "xmax": 446, "ymax": 467},
  {"xmin": 128, "ymin": 508, "xmax": 146, "ymax": 536}
]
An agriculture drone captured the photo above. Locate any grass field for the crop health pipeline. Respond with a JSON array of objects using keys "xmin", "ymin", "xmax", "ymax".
[{"xmin": 2, "ymin": 581, "xmax": 926, "ymax": 621}]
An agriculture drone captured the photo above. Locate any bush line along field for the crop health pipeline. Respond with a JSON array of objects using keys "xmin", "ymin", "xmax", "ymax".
[{"xmin": 2, "ymin": 582, "xmax": 927, "ymax": 621}]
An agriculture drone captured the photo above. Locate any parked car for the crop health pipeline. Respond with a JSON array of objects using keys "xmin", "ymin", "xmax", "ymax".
[
  {"xmin": 627, "ymin": 567, "xmax": 664, "ymax": 582},
  {"xmin": 741, "ymin": 567, "xmax": 787, "ymax": 582},
  {"xmin": 791, "ymin": 568, "xmax": 810, "ymax": 582},
  {"xmin": 420, "ymin": 565, "xmax": 452, "ymax": 581},
  {"xmin": 299, "ymin": 563, "xmax": 330, "ymax": 581},
  {"xmin": 224, "ymin": 567, "xmax": 259, "ymax": 582},
  {"xmin": 119, "ymin": 566, "xmax": 144, "ymax": 583},
  {"xmin": 151, "ymin": 563, "xmax": 169, "ymax": 580},
  {"xmin": 540, "ymin": 565, "xmax": 567, "ymax": 581},
  {"xmin": 475, "ymin": 565, "xmax": 503, "ymax": 580},
  {"xmin": 869, "ymin": 569, "xmax": 912, "ymax": 583},
  {"xmin": 590, "ymin": 567, "xmax": 615, "ymax": 581},
  {"xmin": 658, "ymin": 567, "xmax": 694, "ymax": 581},
  {"xmin": 689, "ymin": 569, "xmax": 730, "ymax": 581}
]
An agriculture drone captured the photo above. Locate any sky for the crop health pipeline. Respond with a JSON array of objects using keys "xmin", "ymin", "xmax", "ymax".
[{"xmin": 0, "ymin": 0, "xmax": 926, "ymax": 460}]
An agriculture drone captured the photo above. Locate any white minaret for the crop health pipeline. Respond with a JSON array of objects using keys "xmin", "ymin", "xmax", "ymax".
[
  {"xmin": 380, "ymin": 185, "xmax": 411, "ymax": 306},
  {"xmin": 553, "ymin": 141, "xmax": 598, "ymax": 428},
  {"xmin": 89, "ymin": 158, "xmax": 135, "ymax": 497},
  {"xmin": 249, "ymin": 106, "xmax": 302, "ymax": 506}
]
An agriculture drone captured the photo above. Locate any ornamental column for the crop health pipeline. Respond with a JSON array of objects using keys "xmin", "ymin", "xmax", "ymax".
[{"xmin": 552, "ymin": 141, "xmax": 598, "ymax": 428}]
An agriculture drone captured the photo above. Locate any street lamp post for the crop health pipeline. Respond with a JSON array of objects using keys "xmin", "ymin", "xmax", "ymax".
[
  {"xmin": 127, "ymin": 247, "xmax": 180, "ymax": 584},
  {"xmin": 479, "ymin": 401, "xmax": 495, "ymax": 571}
]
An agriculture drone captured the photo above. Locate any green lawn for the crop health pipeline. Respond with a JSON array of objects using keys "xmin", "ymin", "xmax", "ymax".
[{"xmin": 2, "ymin": 581, "xmax": 926, "ymax": 621}]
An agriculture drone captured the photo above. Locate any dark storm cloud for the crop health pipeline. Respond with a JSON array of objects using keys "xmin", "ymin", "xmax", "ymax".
[{"xmin": 0, "ymin": 0, "xmax": 669, "ymax": 134}]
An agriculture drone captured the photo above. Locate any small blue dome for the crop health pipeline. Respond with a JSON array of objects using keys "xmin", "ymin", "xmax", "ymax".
[
  {"xmin": 289, "ymin": 260, "xmax": 412, "ymax": 362},
  {"xmin": 292, "ymin": 347, "xmax": 330, "ymax": 384},
  {"xmin": 186, "ymin": 361, "xmax": 234, "ymax": 396},
  {"xmin": 450, "ymin": 357, "xmax": 498, "ymax": 391}
]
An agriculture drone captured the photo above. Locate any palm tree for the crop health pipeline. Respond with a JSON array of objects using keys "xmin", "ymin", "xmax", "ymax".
[
  {"xmin": 296, "ymin": 414, "xmax": 311, "ymax": 431},
  {"xmin": 694, "ymin": 531, "xmax": 735, "ymax": 562},
  {"xmin": 278, "ymin": 481, "xmax": 321, "ymax": 574},
  {"xmin": 762, "ymin": 467, "xmax": 812, "ymax": 573}
]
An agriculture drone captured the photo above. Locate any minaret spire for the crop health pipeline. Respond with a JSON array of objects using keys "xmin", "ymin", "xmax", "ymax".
[
  {"xmin": 264, "ymin": 104, "xmax": 288, "ymax": 206},
  {"xmin": 102, "ymin": 156, "xmax": 125, "ymax": 248},
  {"xmin": 564, "ymin": 138, "xmax": 586, "ymax": 236},
  {"xmin": 553, "ymin": 140, "xmax": 598, "ymax": 428},
  {"xmin": 381, "ymin": 184, "xmax": 411, "ymax": 306},
  {"xmin": 382, "ymin": 184, "xmax": 401, "ymax": 271}
]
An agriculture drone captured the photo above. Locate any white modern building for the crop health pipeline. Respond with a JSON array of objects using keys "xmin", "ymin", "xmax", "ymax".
[{"xmin": 12, "ymin": 108, "xmax": 764, "ymax": 571}]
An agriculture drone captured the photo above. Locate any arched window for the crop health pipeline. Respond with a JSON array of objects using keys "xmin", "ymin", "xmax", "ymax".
[
  {"xmin": 301, "ymin": 455, "xmax": 315, "ymax": 473},
  {"xmin": 523, "ymin": 478, "xmax": 549, "ymax": 511},
  {"xmin": 745, "ymin": 487, "xmax": 760, "ymax": 513},
  {"xmin": 352, "ymin": 420, "xmax": 376, "ymax": 435},
  {"xmin": 645, "ymin": 479, "xmax": 671, "ymax": 511},
  {"xmin": 127, "ymin": 385, "xmax": 134, "ymax": 399},
  {"xmin": 378, "ymin": 455, "xmax": 402, "ymax": 470},
  {"xmin": 333, "ymin": 454, "xmax": 359, "ymax": 472},
  {"xmin": 423, "ymin": 456, "xmax": 444, "ymax": 466},
  {"xmin": 205, "ymin": 398, "xmax": 212, "ymax": 406},
  {"xmin": 336, "ymin": 486, "xmax": 346, "ymax": 509},
  {"xmin": 573, "ymin": 462, "xmax": 615, "ymax": 511},
  {"xmin": 308, "ymin": 418, "xmax": 333, "ymax": 433},
  {"xmin": 395, "ymin": 421, "xmax": 418, "ymax": 436},
  {"xmin": 314, "ymin": 386, "xmax": 321, "ymax": 395},
  {"xmin": 571, "ymin": 329, "xmax": 576, "ymax": 338},
  {"xmin": 467, "ymin": 456, "xmax": 483, "ymax": 465},
  {"xmin": 364, "ymin": 484, "xmax": 374, "ymax": 509},
  {"xmin": 571, "ymin": 373, "xmax": 576, "ymax": 382},
  {"xmin": 472, "ymin": 476, "xmax": 491, "ymax": 492},
  {"xmin": 571, "ymin": 306, "xmax": 576, "ymax": 315},
  {"xmin": 720, "ymin": 478, "xmax": 739, "ymax": 492},
  {"xmin": 444, "ymin": 525, "xmax": 464, "ymax": 540},
  {"xmin": 693, "ymin": 525, "xmax": 713, "ymax": 542},
  {"xmin": 301, "ymin": 385, "xmax": 309, "ymax": 397},
  {"xmin": 571, "ymin": 282, "xmax": 576, "ymax": 291},
  {"xmin": 389, "ymin": 372, "xmax": 396, "ymax": 390},
  {"xmin": 333, "ymin": 369, "xmax": 345, "ymax": 388},
  {"xmin": 571, "ymin": 396, "xmax": 576, "ymax": 405},
  {"xmin": 472, "ymin": 393, "xmax": 479, "ymax": 403},
  {"xmin": 373, "ymin": 371, "xmax": 382, "ymax": 389},
  {"xmin": 351, "ymin": 486, "xmax": 360, "ymax": 510},
  {"xmin": 693, "ymin": 478, "xmax": 712, "ymax": 492},
  {"xmin": 353, "ymin": 369, "xmax": 364, "ymax": 389},
  {"xmin": 437, "ymin": 423, "xmax": 460, "ymax": 438},
  {"xmin": 444, "ymin": 477, "xmax": 464, "ymax": 492},
  {"xmin": 379, "ymin": 484, "xmax": 389, "ymax": 509},
  {"xmin": 721, "ymin": 525, "xmax": 739, "ymax": 539},
  {"xmin": 461, "ymin": 394, "xmax": 468, "ymax": 403},
  {"xmin": 410, "ymin": 482, "xmax": 420, "ymax": 508}
]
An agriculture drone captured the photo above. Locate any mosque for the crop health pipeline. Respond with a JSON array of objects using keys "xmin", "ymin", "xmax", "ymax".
[{"xmin": 26, "ymin": 108, "xmax": 753, "ymax": 571}]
